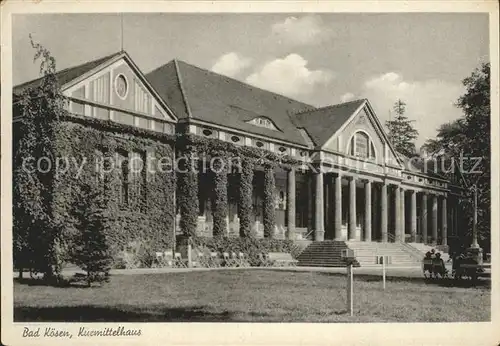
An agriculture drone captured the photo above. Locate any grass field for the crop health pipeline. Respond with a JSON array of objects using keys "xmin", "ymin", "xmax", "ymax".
[{"xmin": 14, "ymin": 269, "xmax": 490, "ymax": 322}]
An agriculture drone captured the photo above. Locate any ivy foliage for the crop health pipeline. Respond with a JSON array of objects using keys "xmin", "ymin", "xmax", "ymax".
[
  {"xmin": 176, "ymin": 134, "xmax": 303, "ymax": 239},
  {"xmin": 13, "ymin": 36, "xmax": 68, "ymax": 279},
  {"xmin": 13, "ymin": 39, "xmax": 177, "ymax": 279},
  {"xmin": 238, "ymin": 159, "xmax": 255, "ymax": 237},
  {"xmin": 177, "ymin": 146, "xmax": 200, "ymax": 237},
  {"xmin": 211, "ymin": 157, "xmax": 228, "ymax": 236},
  {"xmin": 263, "ymin": 164, "xmax": 276, "ymax": 238}
]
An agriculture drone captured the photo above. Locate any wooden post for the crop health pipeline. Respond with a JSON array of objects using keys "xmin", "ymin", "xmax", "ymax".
[
  {"xmin": 187, "ymin": 244, "xmax": 192, "ymax": 268},
  {"xmin": 382, "ymin": 256, "xmax": 386, "ymax": 290},
  {"xmin": 347, "ymin": 263, "xmax": 353, "ymax": 316}
]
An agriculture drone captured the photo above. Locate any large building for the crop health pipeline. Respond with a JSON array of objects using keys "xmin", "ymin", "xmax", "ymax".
[{"xmin": 13, "ymin": 51, "xmax": 464, "ymax": 264}]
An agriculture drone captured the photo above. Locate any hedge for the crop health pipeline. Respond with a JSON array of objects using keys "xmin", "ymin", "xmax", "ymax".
[{"xmin": 190, "ymin": 236, "xmax": 302, "ymax": 266}]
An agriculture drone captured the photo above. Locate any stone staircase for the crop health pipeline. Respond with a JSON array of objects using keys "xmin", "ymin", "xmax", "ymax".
[
  {"xmin": 345, "ymin": 241, "xmax": 422, "ymax": 267},
  {"xmin": 297, "ymin": 241, "xmax": 360, "ymax": 267},
  {"xmin": 406, "ymin": 242, "xmax": 450, "ymax": 262}
]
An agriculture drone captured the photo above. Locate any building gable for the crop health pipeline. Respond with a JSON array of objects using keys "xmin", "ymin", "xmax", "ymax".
[
  {"xmin": 322, "ymin": 102, "xmax": 402, "ymax": 167},
  {"xmin": 62, "ymin": 54, "xmax": 176, "ymax": 123}
]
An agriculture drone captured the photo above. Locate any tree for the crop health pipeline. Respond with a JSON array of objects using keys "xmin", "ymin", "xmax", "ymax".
[
  {"xmin": 422, "ymin": 62, "xmax": 490, "ymax": 253},
  {"xmin": 70, "ymin": 182, "xmax": 112, "ymax": 287},
  {"xmin": 13, "ymin": 36, "xmax": 67, "ymax": 280},
  {"xmin": 386, "ymin": 99, "xmax": 419, "ymax": 157}
]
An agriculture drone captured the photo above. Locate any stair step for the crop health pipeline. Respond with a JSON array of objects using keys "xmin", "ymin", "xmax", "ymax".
[{"xmin": 297, "ymin": 241, "xmax": 360, "ymax": 268}]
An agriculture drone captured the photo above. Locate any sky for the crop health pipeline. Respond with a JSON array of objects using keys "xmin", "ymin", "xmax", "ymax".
[{"xmin": 12, "ymin": 13, "xmax": 489, "ymax": 147}]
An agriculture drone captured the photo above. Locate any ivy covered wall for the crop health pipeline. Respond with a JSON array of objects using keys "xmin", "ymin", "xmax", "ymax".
[
  {"xmin": 48, "ymin": 115, "xmax": 176, "ymax": 262},
  {"xmin": 175, "ymin": 134, "xmax": 303, "ymax": 241}
]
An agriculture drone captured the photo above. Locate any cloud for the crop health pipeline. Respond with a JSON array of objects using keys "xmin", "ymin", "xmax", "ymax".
[
  {"xmin": 271, "ymin": 15, "xmax": 332, "ymax": 46},
  {"xmin": 340, "ymin": 92, "xmax": 355, "ymax": 103},
  {"xmin": 245, "ymin": 54, "xmax": 334, "ymax": 98},
  {"xmin": 211, "ymin": 52, "xmax": 252, "ymax": 77},
  {"xmin": 361, "ymin": 72, "xmax": 465, "ymax": 147}
]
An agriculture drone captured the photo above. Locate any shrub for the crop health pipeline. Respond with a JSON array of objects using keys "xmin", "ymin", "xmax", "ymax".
[
  {"xmin": 189, "ymin": 236, "xmax": 296, "ymax": 266},
  {"xmin": 113, "ymin": 239, "xmax": 156, "ymax": 269}
]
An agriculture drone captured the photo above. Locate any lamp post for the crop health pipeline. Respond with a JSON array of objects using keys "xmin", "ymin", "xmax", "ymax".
[
  {"xmin": 467, "ymin": 184, "xmax": 483, "ymax": 265},
  {"xmin": 471, "ymin": 184, "xmax": 479, "ymax": 248}
]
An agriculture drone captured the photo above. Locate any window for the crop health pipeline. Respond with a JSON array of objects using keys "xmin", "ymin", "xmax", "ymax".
[
  {"xmin": 129, "ymin": 151, "xmax": 145, "ymax": 208},
  {"xmin": 349, "ymin": 131, "xmax": 376, "ymax": 160},
  {"xmin": 203, "ymin": 129, "xmax": 213, "ymax": 137},
  {"xmin": 116, "ymin": 150, "xmax": 129, "ymax": 206},
  {"xmin": 355, "ymin": 132, "xmax": 369, "ymax": 158},
  {"xmin": 115, "ymin": 74, "xmax": 128, "ymax": 99},
  {"xmin": 94, "ymin": 73, "xmax": 110, "ymax": 104},
  {"xmin": 247, "ymin": 117, "xmax": 279, "ymax": 131},
  {"xmin": 134, "ymin": 80, "xmax": 150, "ymax": 113}
]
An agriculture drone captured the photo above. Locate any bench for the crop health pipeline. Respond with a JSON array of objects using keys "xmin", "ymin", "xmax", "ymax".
[{"xmin": 268, "ymin": 252, "xmax": 298, "ymax": 267}]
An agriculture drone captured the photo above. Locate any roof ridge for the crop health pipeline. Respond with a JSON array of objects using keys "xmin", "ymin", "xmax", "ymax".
[
  {"xmin": 173, "ymin": 59, "xmax": 193, "ymax": 118},
  {"xmin": 174, "ymin": 59, "xmax": 315, "ymax": 109},
  {"xmin": 292, "ymin": 98, "xmax": 366, "ymax": 116}
]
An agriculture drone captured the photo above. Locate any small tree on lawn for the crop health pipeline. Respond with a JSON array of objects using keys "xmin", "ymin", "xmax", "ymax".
[
  {"xmin": 386, "ymin": 99, "xmax": 419, "ymax": 157},
  {"xmin": 71, "ymin": 182, "xmax": 112, "ymax": 286}
]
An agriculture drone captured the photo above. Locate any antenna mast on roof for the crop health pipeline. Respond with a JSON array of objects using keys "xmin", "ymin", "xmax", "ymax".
[{"xmin": 120, "ymin": 13, "xmax": 124, "ymax": 52}]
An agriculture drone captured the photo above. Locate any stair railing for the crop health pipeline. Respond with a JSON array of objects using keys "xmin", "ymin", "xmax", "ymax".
[
  {"xmin": 304, "ymin": 229, "xmax": 315, "ymax": 240},
  {"xmin": 383, "ymin": 233, "xmax": 422, "ymax": 262}
]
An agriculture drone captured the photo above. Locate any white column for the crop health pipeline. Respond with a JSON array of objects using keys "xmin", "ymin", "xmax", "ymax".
[
  {"xmin": 421, "ymin": 193, "xmax": 428, "ymax": 243},
  {"xmin": 334, "ymin": 173, "xmax": 342, "ymax": 240},
  {"xmin": 400, "ymin": 187, "xmax": 406, "ymax": 242},
  {"xmin": 441, "ymin": 197, "xmax": 447, "ymax": 246},
  {"xmin": 381, "ymin": 183, "xmax": 388, "ymax": 242},
  {"xmin": 410, "ymin": 190, "xmax": 417, "ymax": 242},
  {"xmin": 314, "ymin": 170, "xmax": 325, "ymax": 241},
  {"xmin": 395, "ymin": 185, "xmax": 401, "ymax": 242},
  {"xmin": 348, "ymin": 177, "xmax": 356, "ymax": 240},
  {"xmin": 432, "ymin": 194, "xmax": 438, "ymax": 245},
  {"xmin": 364, "ymin": 180, "xmax": 372, "ymax": 242}
]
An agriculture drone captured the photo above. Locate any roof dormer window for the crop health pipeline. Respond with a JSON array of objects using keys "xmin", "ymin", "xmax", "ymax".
[{"xmin": 247, "ymin": 117, "xmax": 279, "ymax": 131}]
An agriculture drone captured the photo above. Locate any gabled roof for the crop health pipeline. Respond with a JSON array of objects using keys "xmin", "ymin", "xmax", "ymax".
[
  {"xmin": 146, "ymin": 59, "xmax": 315, "ymax": 146},
  {"xmin": 13, "ymin": 51, "xmax": 177, "ymax": 121},
  {"xmin": 290, "ymin": 99, "xmax": 366, "ymax": 147},
  {"xmin": 13, "ymin": 51, "xmax": 123, "ymax": 95}
]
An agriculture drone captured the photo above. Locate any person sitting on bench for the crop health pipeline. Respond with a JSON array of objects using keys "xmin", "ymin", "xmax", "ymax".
[
  {"xmin": 432, "ymin": 253, "xmax": 446, "ymax": 278},
  {"xmin": 423, "ymin": 252, "xmax": 433, "ymax": 277}
]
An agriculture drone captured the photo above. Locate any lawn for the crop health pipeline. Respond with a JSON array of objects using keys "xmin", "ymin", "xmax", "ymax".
[{"xmin": 14, "ymin": 269, "xmax": 490, "ymax": 322}]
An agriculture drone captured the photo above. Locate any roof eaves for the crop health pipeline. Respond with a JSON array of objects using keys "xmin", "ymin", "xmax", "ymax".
[
  {"xmin": 60, "ymin": 51, "xmax": 125, "ymax": 91},
  {"xmin": 319, "ymin": 99, "xmax": 367, "ymax": 148},
  {"xmin": 173, "ymin": 59, "xmax": 193, "ymax": 118},
  {"xmin": 13, "ymin": 52, "xmax": 119, "ymax": 95},
  {"xmin": 363, "ymin": 99, "xmax": 405, "ymax": 167},
  {"xmin": 292, "ymin": 98, "xmax": 365, "ymax": 117}
]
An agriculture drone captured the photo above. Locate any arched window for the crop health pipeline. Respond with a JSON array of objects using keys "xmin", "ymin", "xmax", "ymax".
[{"xmin": 348, "ymin": 131, "xmax": 376, "ymax": 160}]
